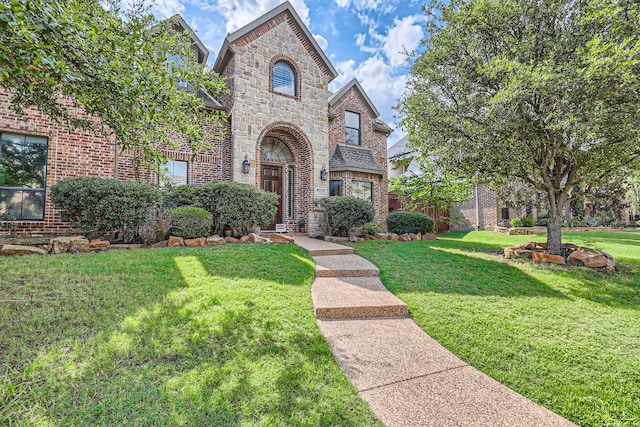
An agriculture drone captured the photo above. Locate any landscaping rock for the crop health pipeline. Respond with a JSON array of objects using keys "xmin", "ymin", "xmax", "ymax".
[
  {"xmin": 399, "ymin": 233, "xmax": 411, "ymax": 242},
  {"xmin": 225, "ymin": 236, "xmax": 239, "ymax": 244},
  {"xmin": 562, "ymin": 243, "xmax": 579, "ymax": 251},
  {"xmin": 50, "ymin": 236, "xmax": 90, "ymax": 254},
  {"xmin": 567, "ymin": 250, "xmax": 607, "ymax": 268},
  {"xmin": 150, "ymin": 241, "xmax": 168, "ymax": 248},
  {"xmin": 531, "ymin": 251, "xmax": 566, "ymax": 265},
  {"xmin": 390, "ymin": 233, "xmax": 400, "ymax": 241},
  {"xmin": 349, "ymin": 235, "xmax": 359, "ymax": 243},
  {"xmin": 206, "ymin": 235, "xmax": 226, "ymax": 246},
  {"xmin": 364, "ymin": 234, "xmax": 376, "ymax": 240},
  {"xmin": 249, "ymin": 233, "xmax": 270, "ymax": 244},
  {"xmin": 538, "ymin": 242, "xmax": 548, "ymax": 249},
  {"xmin": 89, "ymin": 239, "xmax": 110, "ymax": 249},
  {"xmin": 266, "ymin": 234, "xmax": 294, "ymax": 244},
  {"xmin": 421, "ymin": 233, "xmax": 437, "ymax": 241},
  {"xmin": 408, "ymin": 233, "xmax": 419, "ymax": 241},
  {"xmin": 374, "ymin": 233, "xmax": 388, "ymax": 240},
  {"xmin": 1, "ymin": 245, "xmax": 47, "ymax": 256},
  {"xmin": 240, "ymin": 235, "xmax": 251, "ymax": 244},
  {"xmin": 185, "ymin": 237, "xmax": 206, "ymax": 247},
  {"xmin": 523, "ymin": 241, "xmax": 537, "ymax": 250},
  {"xmin": 168, "ymin": 236, "xmax": 185, "ymax": 247}
]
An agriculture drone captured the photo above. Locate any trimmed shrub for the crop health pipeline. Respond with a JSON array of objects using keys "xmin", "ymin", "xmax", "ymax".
[
  {"xmin": 165, "ymin": 206, "xmax": 213, "ymax": 239},
  {"xmin": 317, "ymin": 196, "xmax": 374, "ymax": 237},
  {"xmin": 362, "ymin": 222, "xmax": 383, "ymax": 235},
  {"xmin": 521, "ymin": 214, "xmax": 535, "ymax": 227},
  {"xmin": 510, "ymin": 217, "xmax": 523, "ymax": 227},
  {"xmin": 162, "ymin": 181, "xmax": 278, "ymax": 236},
  {"xmin": 51, "ymin": 177, "xmax": 160, "ymax": 240},
  {"xmin": 386, "ymin": 211, "xmax": 434, "ymax": 234}
]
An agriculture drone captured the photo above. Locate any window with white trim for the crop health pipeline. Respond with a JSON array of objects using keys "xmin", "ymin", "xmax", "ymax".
[
  {"xmin": 0, "ymin": 132, "xmax": 47, "ymax": 220},
  {"xmin": 272, "ymin": 61, "xmax": 296, "ymax": 96}
]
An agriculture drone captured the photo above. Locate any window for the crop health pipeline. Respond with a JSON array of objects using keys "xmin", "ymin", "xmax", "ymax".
[
  {"xmin": 160, "ymin": 160, "xmax": 188, "ymax": 186},
  {"xmin": 166, "ymin": 53, "xmax": 188, "ymax": 88},
  {"xmin": 0, "ymin": 132, "xmax": 47, "ymax": 220},
  {"xmin": 345, "ymin": 111, "xmax": 361, "ymax": 145},
  {"xmin": 352, "ymin": 180, "xmax": 372, "ymax": 203},
  {"xmin": 329, "ymin": 180, "xmax": 342, "ymax": 196},
  {"xmin": 272, "ymin": 61, "xmax": 296, "ymax": 96}
]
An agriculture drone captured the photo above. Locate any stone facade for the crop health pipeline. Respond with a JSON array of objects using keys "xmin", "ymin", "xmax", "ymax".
[{"xmin": 0, "ymin": 2, "xmax": 391, "ymax": 236}]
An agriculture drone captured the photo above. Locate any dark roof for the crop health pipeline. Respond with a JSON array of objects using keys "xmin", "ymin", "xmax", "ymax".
[
  {"xmin": 329, "ymin": 144, "xmax": 383, "ymax": 176},
  {"xmin": 197, "ymin": 89, "xmax": 225, "ymax": 110}
]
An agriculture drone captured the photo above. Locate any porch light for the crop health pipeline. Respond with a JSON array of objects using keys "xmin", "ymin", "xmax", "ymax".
[
  {"xmin": 242, "ymin": 155, "xmax": 250, "ymax": 174},
  {"xmin": 320, "ymin": 165, "xmax": 328, "ymax": 181}
]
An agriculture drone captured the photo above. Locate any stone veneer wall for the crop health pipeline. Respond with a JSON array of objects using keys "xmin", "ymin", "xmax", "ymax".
[
  {"xmin": 0, "ymin": 89, "xmax": 229, "ymax": 235},
  {"xmin": 220, "ymin": 10, "xmax": 332, "ymax": 232},
  {"xmin": 451, "ymin": 183, "xmax": 499, "ymax": 231},
  {"xmin": 327, "ymin": 86, "xmax": 389, "ymax": 225}
]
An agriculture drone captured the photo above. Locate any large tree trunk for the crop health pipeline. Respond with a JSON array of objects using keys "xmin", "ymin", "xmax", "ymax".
[{"xmin": 546, "ymin": 193, "xmax": 566, "ymax": 255}]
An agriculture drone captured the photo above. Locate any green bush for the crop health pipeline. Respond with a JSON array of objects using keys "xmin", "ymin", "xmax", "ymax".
[
  {"xmin": 362, "ymin": 222, "xmax": 383, "ymax": 235},
  {"xmin": 165, "ymin": 206, "xmax": 213, "ymax": 239},
  {"xmin": 536, "ymin": 211, "xmax": 548, "ymax": 226},
  {"xmin": 51, "ymin": 177, "xmax": 160, "ymax": 241},
  {"xmin": 317, "ymin": 196, "xmax": 374, "ymax": 237},
  {"xmin": 162, "ymin": 181, "xmax": 278, "ymax": 236},
  {"xmin": 386, "ymin": 211, "xmax": 434, "ymax": 234},
  {"xmin": 521, "ymin": 214, "xmax": 535, "ymax": 227},
  {"xmin": 510, "ymin": 217, "xmax": 523, "ymax": 227}
]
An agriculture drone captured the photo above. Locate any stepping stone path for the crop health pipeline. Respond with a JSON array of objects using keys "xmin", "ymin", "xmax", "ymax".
[{"xmin": 294, "ymin": 236, "xmax": 575, "ymax": 427}]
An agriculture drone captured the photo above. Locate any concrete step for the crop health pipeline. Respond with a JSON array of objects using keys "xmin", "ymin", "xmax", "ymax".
[
  {"xmin": 312, "ymin": 277, "xmax": 408, "ymax": 319},
  {"xmin": 313, "ymin": 254, "xmax": 379, "ymax": 277},
  {"xmin": 292, "ymin": 236, "xmax": 354, "ymax": 256}
]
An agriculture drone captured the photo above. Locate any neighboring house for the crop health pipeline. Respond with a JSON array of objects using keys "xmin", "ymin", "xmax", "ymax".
[
  {"xmin": 387, "ymin": 136, "xmax": 501, "ymax": 232},
  {"xmin": 0, "ymin": 2, "xmax": 392, "ymax": 236}
]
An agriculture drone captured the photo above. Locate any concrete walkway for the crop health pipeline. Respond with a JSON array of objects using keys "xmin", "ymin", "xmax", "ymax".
[{"xmin": 294, "ymin": 236, "xmax": 575, "ymax": 427}]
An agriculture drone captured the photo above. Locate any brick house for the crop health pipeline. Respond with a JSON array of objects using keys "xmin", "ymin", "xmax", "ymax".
[{"xmin": 0, "ymin": 2, "xmax": 392, "ymax": 236}]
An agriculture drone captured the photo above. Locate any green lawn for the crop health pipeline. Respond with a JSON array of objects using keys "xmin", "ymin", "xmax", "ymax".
[
  {"xmin": 0, "ymin": 245, "xmax": 381, "ymax": 426},
  {"xmin": 347, "ymin": 231, "xmax": 640, "ymax": 426}
]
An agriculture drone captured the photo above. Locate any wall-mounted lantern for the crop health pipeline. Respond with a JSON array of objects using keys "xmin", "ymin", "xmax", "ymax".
[
  {"xmin": 320, "ymin": 165, "xmax": 328, "ymax": 181},
  {"xmin": 241, "ymin": 155, "xmax": 250, "ymax": 174}
]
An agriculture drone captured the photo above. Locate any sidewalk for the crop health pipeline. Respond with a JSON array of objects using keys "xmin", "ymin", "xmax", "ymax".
[{"xmin": 294, "ymin": 236, "xmax": 575, "ymax": 427}]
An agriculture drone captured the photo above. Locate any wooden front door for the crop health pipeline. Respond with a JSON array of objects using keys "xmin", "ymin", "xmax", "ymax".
[{"xmin": 261, "ymin": 165, "xmax": 283, "ymax": 230}]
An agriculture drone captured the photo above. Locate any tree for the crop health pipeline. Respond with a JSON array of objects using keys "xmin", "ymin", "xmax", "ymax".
[
  {"xmin": 389, "ymin": 156, "xmax": 474, "ymax": 223},
  {"xmin": 398, "ymin": 0, "xmax": 640, "ymax": 254},
  {"xmin": 0, "ymin": 0, "xmax": 226, "ymax": 165}
]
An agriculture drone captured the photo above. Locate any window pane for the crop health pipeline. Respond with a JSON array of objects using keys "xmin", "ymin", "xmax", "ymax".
[
  {"xmin": 21, "ymin": 190, "xmax": 45, "ymax": 220},
  {"xmin": 1, "ymin": 133, "xmax": 47, "ymax": 188},
  {"xmin": 329, "ymin": 180, "xmax": 342, "ymax": 196},
  {"xmin": 345, "ymin": 128, "xmax": 360, "ymax": 145},
  {"xmin": 161, "ymin": 160, "xmax": 188, "ymax": 186},
  {"xmin": 273, "ymin": 62, "xmax": 295, "ymax": 96},
  {"xmin": 352, "ymin": 181, "xmax": 372, "ymax": 203},
  {"xmin": 345, "ymin": 111, "xmax": 360, "ymax": 129},
  {"xmin": 0, "ymin": 188, "xmax": 22, "ymax": 219}
]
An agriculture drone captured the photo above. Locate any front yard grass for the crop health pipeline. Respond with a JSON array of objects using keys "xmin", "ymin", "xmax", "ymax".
[
  {"xmin": 348, "ymin": 231, "xmax": 640, "ymax": 427},
  {"xmin": 0, "ymin": 245, "xmax": 381, "ymax": 426}
]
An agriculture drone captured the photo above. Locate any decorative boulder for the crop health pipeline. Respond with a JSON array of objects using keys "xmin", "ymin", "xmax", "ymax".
[
  {"xmin": 89, "ymin": 239, "xmax": 110, "ymax": 249},
  {"xmin": 1, "ymin": 245, "xmax": 47, "ymax": 256},
  {"xmin": 240, "ymin": 235, "xmax": 251, "ymax": 244},
  {"xmin": 249, "ymin": 233, "xmax": 270, "ymax": 244},
  {"xmin": 50, "ymin": 236, "xmax": 90, "ymax": 254},
  {"xmin": 185, "ymin": 237, "xmax": 206, "ymax": 247},
  {"xmin": 267, "ymin": 234, "xmax": 294, "ymax": 244},
  {"xmin": 373, "ymin": 233, "xmax": 388, "ymax": 240},
  {"xmin": 567, "ymin": 250, "xmax": 607, "ymax": 268},
  {"xmin": 532, "ymin": 251, "xmax": 566, "ymax": 265},
  {"xmin": 168, "ymin": 236, "xmax": 185, "ymax": 247},
  {"xmin": 206, "ymin": 235, "xmax": 226, "ymax": 246},
  {"xmin": 225, "ymin": 236, "xmax": 240, "ymax": 244},
  {"xmin": 150, "ymin": 241, "xmax": 168, "ymax": 248},
  {"xmin": 421, "ymin": 233, "xmax": 437, "ymax": 241},
  {"xmin": 399, "ymin": 233, "xmax": 412, "ymax": 242}
]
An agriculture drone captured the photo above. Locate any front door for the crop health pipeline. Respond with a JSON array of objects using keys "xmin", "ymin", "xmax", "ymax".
[{"xmin": 261, "ymin": 165, "xmax": 283, "ymax": 230}]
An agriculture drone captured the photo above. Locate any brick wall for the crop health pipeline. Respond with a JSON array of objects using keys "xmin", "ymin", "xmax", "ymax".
[
  {"xmin": 450, "ymin": 183, "xmax": 499, "ymax": 231},
  {"xmin": 327, "ymin": 85, "xmax": 389, "ymax": 225}
]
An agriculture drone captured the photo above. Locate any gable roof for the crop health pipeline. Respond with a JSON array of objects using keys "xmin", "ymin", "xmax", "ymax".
[
  {"xmin": 213, "ymin": 2, "xmax": 337, "ymax": 80},
  {"xmin": 329, "ymin": 144, "xmax": 383, "ymax": 176},
  {"xmin": 388, "ymin": 135, "xmax": 411, "ymax": 160},
  {"xmin": 168, "ymin": 15, "xmax": 208, "ymax": 64},
  {"xmin": 329, "ymin": 78, "xmax": 380, "ymax": 117}
]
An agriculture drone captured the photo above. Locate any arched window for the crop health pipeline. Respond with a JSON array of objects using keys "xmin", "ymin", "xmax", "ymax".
[
  {"xmin": 261, "ymin": 137, "xmax": 294, "ymax": 163},
  {"xmin": 272, "ymin": 61, "xmax": 296, "ymax": 96}
]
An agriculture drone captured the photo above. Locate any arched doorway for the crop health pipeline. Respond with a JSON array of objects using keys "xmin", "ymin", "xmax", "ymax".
[{"xmin": 257, "ymin": 124, "xmax": 313, "ymax": 231}]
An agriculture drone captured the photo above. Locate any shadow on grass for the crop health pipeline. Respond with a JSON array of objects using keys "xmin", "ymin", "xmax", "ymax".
[{"xmin": 1, "ymin": 245, "xmax": 377, "ymax": 426}]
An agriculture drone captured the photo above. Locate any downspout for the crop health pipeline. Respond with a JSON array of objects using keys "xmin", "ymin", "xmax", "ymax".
[{"xmin": 475, "ymin": 184, "xmax": 480, "ymax": 231}]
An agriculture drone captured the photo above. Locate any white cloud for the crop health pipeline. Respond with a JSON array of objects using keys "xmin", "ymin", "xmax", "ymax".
[
  {"xmin": 381, "ymin": 15, "xmax": 423, "ymax": 67},
  {"xmin": 334, "ymin": 0, "xmax": 397, "ymax": 12},
  {"xmin": 150, "ymin": 0, "xmax": 185, "ymax": 17},
  {"xmin": 313, "ymin": 33, "xmax": 328, "ymax": 52}
]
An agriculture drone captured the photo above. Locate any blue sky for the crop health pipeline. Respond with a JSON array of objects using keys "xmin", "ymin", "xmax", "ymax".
[{"xmin": 147, "ymin": 0, "xmax": 427, "ymax": 145}]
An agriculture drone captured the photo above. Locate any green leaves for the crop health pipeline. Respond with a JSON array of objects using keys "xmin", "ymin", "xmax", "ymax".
[{"xmin": 0, "ymin": 0, "xmax": 227, "ymax": 165}]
